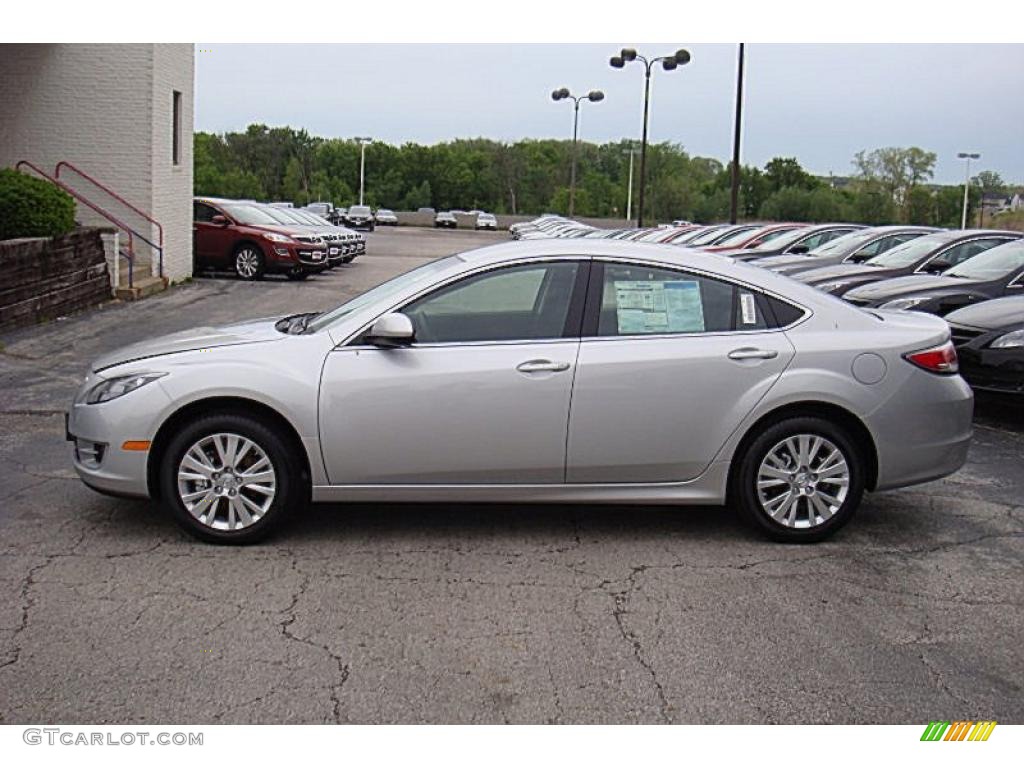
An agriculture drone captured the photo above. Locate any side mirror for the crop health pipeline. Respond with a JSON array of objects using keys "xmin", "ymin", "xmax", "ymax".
[
  {"xmin": 923, "ymin": 258, "xmax": 950, "ymax": 274},
  {"xmin": 365, "ymin": 313, "xmax": 414, "ymax": 347},
  {"xmin": 211, "ymin": 215, "xmax": 229, "ymax": 225},
  {"xmin": 787, "ymin": 244, "xmax": 810, "ymax": 255},
  {"xmin": 848, "ymin": 250, "xmax": 873, "ymax": 263}
]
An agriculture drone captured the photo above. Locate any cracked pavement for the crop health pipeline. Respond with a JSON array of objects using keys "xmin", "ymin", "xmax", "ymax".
[{"xmin": 1, "ymin": 227, "xmax": 1022, "ymax": 724}]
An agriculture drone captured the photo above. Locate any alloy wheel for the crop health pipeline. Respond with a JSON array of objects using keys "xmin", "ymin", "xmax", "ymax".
[
  {"xmin": 176, "ymin": 432, "xmax": 277, "ymax": 531},
  {"xmin": 235, "ymin": 248, "xmax": 260, "ymax": 279},
  {"xmin": 756, "ymin": 434, "xmax": 850, "ymax": 529}
]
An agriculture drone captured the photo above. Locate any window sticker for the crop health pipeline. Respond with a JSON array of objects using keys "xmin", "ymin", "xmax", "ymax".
[
  {"xmin": 614, "ymin": 280, "xmax": 704, "ymax": 334},
  {"xmin": 740, "ymin": 292, "xmax": 758, "ymax": 325}
]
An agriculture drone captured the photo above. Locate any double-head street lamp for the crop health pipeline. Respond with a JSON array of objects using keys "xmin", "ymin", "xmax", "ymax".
[
  {"xmin": 957, "ymin": 151, "xmax": 980, "ymax": 229},
  {"xmin": 355, "ymin": 136, "xmax": 372, "ymax": 206},
  {"xmin": 552, "ymin": 87, "xmax": 604, "ymax": 217},
  {"xmin": 610, "ymin": 47, "xmax": 691, "ymax": 227}
]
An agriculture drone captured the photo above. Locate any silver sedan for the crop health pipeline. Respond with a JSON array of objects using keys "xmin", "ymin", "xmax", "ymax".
[{"xmin": 68, "ymin": 240, "xmax": 973, "ymax": 544}]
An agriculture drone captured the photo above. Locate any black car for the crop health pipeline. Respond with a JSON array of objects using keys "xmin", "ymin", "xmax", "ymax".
[
  {"xmin": 751, "ymin": 226, "xmax": 937, "ymax": 276},
  {"xmin": 342, "ymin": 204, "xmax": 375, "ymax": 231},
  {"xmin": 843, "ymin": 239, "xmax": 1024, "ymax": 315},
  {"xmin": 946, "ymin": 296, "xmax": 1024, "ymax": 395},
  {"xmin": 797, "ymin": 230, "xmax": 1021, "ymax": 296},
  {"xmin": 722, "ymin": 223, "xmax": 863, "ymax": 260}
]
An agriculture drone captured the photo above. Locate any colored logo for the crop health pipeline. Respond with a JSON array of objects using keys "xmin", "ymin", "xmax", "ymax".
[{"xmin": 921, "ymin": 721, "xmax": 997, "ymax": 741}]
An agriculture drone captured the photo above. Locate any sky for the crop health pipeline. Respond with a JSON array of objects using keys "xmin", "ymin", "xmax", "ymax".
[{"xmin": 195, "ymin": 44, "xmax": 1024, "ymax": 186}]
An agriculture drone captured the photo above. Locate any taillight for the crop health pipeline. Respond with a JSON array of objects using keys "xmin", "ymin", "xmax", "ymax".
[{"xmin": 903, "ymin": 340, "xmax": 959, "ymax": 375}]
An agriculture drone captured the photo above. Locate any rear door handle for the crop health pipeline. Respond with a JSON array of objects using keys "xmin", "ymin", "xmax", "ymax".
[
  {"xmin": 728, "ymin": 348, "xmax": 779, "ymax": 360},
  {"xmin": 516, "ymin": 359, "xmax": 570, "ymax": 373}
]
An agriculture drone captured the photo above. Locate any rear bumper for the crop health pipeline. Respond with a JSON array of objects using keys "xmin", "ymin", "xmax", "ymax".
[{"xmin": 868, "ymin": 373, "xmax": 974, "ymax": 491}]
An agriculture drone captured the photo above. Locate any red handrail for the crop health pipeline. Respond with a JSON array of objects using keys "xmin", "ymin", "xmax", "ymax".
[
  {"xmin": 55, "ymin": 161, "xmax": 164, "ymax": 278},
  {"xmin": 16, "ymin": 160, "xmax": 136, "ymax": 288}
]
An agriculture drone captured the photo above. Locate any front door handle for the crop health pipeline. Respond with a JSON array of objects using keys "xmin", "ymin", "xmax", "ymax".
[
  {"xmin": 516, "ymin": 359, "xmax": 570, "ymax": 373},
  {"xmin": 728, "ymin": 347, "xmax": 779, "ymax": 361}
]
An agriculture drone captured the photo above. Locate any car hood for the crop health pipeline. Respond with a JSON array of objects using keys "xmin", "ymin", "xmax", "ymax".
[
  {"xmin": 844, "ymin": 274, "xmax": 970, "ymax": 302},
  {"xmin": 797, "ymin": 263, "xmax": 887, "ymax": 284},
  {"xmin": 944, "ymin": 295, "xmax": 1024, "ymax": 330},
  {"xmin": 91, "ymin": 317, "xmax": 285, "ymax": 373}
]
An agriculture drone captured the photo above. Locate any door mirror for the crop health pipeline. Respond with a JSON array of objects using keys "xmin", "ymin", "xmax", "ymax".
[
  {"xmin": 923, "ymin": 258, "xmax": 950, "ymax": 274},
  {"xmin": 787, "ymin": 244, "xmax": 809, "ymax": 255},
  {"xmin": 366, "ymin": 313, "xmax": 415, "ymax": 347},
  {"xmin": 848, "ymin": 250, "xmax": 873, "ymax": 263},
  {"xmin": 211, "ymin": 214, "xmax": 229, "ymax": 225}
]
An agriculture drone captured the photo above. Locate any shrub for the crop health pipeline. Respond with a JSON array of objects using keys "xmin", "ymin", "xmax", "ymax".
[{"xmin": 0, "ymin": 168, "xmax": 76, "ymax": 240}]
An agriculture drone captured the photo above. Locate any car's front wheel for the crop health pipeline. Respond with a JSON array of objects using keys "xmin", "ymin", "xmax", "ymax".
[
  {"xmin": 734, "ymin": 416, "xmax": 865, "ymax": 543},
  {"xmin": 159, "ymin": 413, "xmax": 305, "ymax": 544},
  {"xmin": 234, "ymin": 245, "xmax": 264, "ymax": 281}
]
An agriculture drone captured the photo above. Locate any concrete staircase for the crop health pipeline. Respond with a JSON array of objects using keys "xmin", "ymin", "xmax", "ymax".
[{"xmin": 112, "ymin": 241, "xmax": 169, "ymax": 301}]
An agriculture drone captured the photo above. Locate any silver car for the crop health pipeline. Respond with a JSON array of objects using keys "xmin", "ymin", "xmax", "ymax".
[{"xmin": 67, "ymin": 241, "xmax": 973, "ymax": 544}]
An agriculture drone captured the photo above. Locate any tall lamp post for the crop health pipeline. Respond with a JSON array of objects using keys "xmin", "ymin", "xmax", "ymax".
[
  {"xmin": 957, "ymin": 152, "xmax": 980, "ymax": 229},
  {"xmin": 551, "ymin": 87, "xmax": 604, "ymax": 217},
  {"xmin": 355, "ymin": 136, "xmax": 372, "ymax": 206},
  {"xmin": 610, "ymin": 46, "xmax": 691, "ymax": 227}
]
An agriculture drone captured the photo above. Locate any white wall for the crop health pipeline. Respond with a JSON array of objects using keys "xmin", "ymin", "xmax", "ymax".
[{"xmin": 0, "ymin": 44, "xmax": 194, "ymax": 283}]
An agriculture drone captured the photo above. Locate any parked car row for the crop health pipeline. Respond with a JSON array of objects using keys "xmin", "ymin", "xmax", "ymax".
[
  {"xmin": 508, "ymin": 216, "xmax": 1024, "ymax": 396},
  {"xmin": 433, "ymin": 210, "xmax": 500, "ymax": 230},
  {"xmin": 193, "ymin": 197, "xmax": 366, "ymax": 281}
]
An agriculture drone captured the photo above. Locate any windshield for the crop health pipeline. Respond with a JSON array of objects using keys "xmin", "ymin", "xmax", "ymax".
[
  {"xmin": 305, "ymin": 256, "xmax": 460, "ymax": 333},
  {"xmin": 349, "ymin": 206, "xmax": 371, "ymax": 216},
  {"xmin": 688, "ymin": 226, "xmax": 737, "ymax": 246},
  {"xmin": 750, "ymin": 227, "xmax": 819, "ymax": 251},
  {"xmin": 262, "ymin": 207, "xmax": 308, "ymax": 226},
  {"xmin": 221, "ymin": 204, "xmax": 281, "ymax": 226},
  {"xmin": 806, "ymin": 228, "xmax": 882, "ymax": 257},
  {"xmin": 714, "ymin": 226, "xmax": 777, "ymax": 248},
  {"xmin": 945, "ymin": 242, "xmax": 1024, "ymax": 280},
  {"xmin": 302, "ymin": 212, "xmax": 333, "ymax": 226},
  {"xmin": 865, "ymin": 234, "xmax": 952, "ymax": 268}
]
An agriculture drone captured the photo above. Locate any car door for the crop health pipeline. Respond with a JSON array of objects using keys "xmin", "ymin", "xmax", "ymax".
[
  {"xmin": 192, "ymin": 201, "xmax": 234, "ymax": 268},
  {"xmin": 566, "ymin": 260, "xmax": 797, "ymax": 483},
  {"xmin": 319, "ymin": 259, "xmax": 588, "ymax": 485}
]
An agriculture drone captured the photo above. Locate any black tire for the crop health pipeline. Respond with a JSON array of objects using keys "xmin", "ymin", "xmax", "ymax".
[
  {"xmin": 233, "ymin": 245, "xmax": 265, "ymax": 281},
  {"xmin": 286, "ymin": 267, "xmax": 309, "ymax": 281},
  {"xmin": 159, "ymin": 412, "xmax": 306, "ymax": 544},
  {"xmin": 733, "ymin": 416, "xmax": 865, "ymax": 543}
]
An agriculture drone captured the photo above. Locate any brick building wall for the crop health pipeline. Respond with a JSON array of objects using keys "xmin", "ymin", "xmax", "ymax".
[{"xmin": 0, "ymin": 44, "xmax": 194, "ymax": 283}]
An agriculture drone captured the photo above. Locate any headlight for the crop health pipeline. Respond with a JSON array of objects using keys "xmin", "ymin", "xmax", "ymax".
[
  {"xmin": 881, "ymin": 296, "xmax": 930, "ymax": 311},
  {"xmin": 86, "ymin": 373, "xmax": 166, "ymax": 404},
  {"xmin": 991, "ymin": 329, "xmax": 1024, "ymax": 349},
  {"xmin": 263, "ymin": 232, "xmax": 295, "ymax": 244}
]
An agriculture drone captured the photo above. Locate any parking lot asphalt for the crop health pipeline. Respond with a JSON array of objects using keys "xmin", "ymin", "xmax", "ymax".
[{"xmin": 0, "ymin": 226, "xmax": 1022, "ymax": 724}]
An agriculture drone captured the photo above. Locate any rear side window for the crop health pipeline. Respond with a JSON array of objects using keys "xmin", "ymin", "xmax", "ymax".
[{"xmin": 589, "ymin": 262, "xmax": 803, "ymax": 336}]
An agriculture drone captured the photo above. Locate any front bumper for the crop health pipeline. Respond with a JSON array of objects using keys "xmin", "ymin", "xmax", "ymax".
[
  {"xmin": 952, "ymin": 326, "xmax": 1024, "ymax": 395},
  {"xmin": 66, "ymin": 375, "xmax": 170, "ymax": 498}
]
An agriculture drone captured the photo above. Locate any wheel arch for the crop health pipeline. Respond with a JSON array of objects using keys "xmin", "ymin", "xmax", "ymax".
[
  {"xmin": 725, "ymin": 401, "xmax": 879, "ymax": 501},
  {"xmin": 147, "ymin": 396, "xmax": 312, "ymax": 499}
]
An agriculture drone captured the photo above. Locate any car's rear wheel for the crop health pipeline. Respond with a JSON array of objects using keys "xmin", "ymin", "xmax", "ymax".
[
  {"xmin": 160, "ymin": 413, "xmax": 304, "ymax": 544},
  {"xmin": 734, "ymin": 416, "xmax": 864, "ymax": 542},
  {"xmin": 234, "ymin": 245, "xmax": 264, "ymax": 281}
]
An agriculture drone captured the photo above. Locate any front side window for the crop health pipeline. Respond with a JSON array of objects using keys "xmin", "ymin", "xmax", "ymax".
[
  {"xmin": 402, "ymin": 261, "xmax": 581, "ymax": 344},
  {"xmin": 194, "ymin": 202, "xmax": 220, "ymax": 223}
]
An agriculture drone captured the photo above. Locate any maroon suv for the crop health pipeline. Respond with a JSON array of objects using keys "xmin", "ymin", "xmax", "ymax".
[{"xmin": 193, "ymin": 197, "xmax": 328, "ymax": 280}]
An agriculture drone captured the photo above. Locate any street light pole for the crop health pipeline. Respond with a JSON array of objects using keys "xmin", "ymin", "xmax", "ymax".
[
  {"xmin": 957, "ymin": 152, "xmax": 980, "ymax": 229},
  {"xmin": 610, "ymin": 47, "xmax": 691, "ymax": 228},
  {"xmin": 551, "ymin": 88, "xmax": 604, "ymax": 218},
  {"xmin": 355, "ymin": 136, "xmax": 372, "ymax": 206}
]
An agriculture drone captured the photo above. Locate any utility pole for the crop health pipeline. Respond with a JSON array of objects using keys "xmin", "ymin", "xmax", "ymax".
[{"xmin": 729, "ymin": 43, "xmax": 746, "ymax": 225}]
